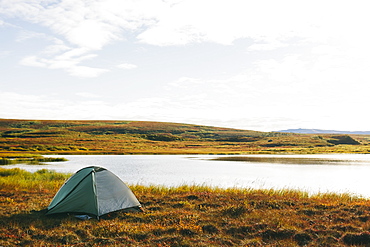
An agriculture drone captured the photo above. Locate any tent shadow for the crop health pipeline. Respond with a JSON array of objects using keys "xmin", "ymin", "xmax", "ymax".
[
  {"xmin": 97, "ymin": 206, "xmax": 144, "ymax": 220},
  {"xmin": 0, "ymin": 210, "xmax": 96, "ymax": 245},
  {"xmin": 0, "ymin": 210, "xmax": 65, "ymax": 237},
  {"xmin": 0, "ymin": 207, "xmax": 144, "ymax": 237}
]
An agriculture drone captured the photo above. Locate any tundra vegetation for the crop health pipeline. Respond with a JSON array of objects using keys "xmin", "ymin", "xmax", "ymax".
[
  {"xmin": 2, "ymin": 168, "xmax": 370, "ymax": 246},
  {"xmin": 1, "ymin": 119, "xmax": 370, "ymax": 156}
]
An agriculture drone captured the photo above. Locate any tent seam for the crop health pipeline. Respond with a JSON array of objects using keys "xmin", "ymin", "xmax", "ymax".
[{"xmin": 92, "ymin": 170, "xmax": 100, "ymax": 219}]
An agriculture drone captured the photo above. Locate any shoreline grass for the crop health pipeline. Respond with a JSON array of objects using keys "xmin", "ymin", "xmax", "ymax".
[
  {"xmin": 0, "ymin": 153, "xmax": 68, "ymax": 166},
  {"xmin": 2, "ymin": 168, "xmax": 370, "ymax": 246}
]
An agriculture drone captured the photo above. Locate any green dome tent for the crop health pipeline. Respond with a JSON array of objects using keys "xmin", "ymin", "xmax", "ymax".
[{"xmin": 46, "ymin": 166, "xmax": 142, "ymax": 218}]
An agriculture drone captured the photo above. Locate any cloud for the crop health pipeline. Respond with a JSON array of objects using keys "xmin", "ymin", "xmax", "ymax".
[
  {"xmin": 0, "ymin": 1, "xmax": 314, "ymax": 49},
  {"xmin": 158, "ymin": 46, "xmax": 370, "ymax": 131},
  {"xmin": 60, "ymin": 19, "xmax": 121, "ymax": 50},
  {"xmin": 136, "ymin": 0, "xmax": 370, "ymax": 58},
  {"xmin": 2, "ymin": 70, "xmax": 370, "ymax": 131},
  {"xmin": 1, "ymin": 0, "xmax": 169, "ymax": 77},
  {"xmin": 67, "ymin": 65, "xmax": 108, "ymax": 78},
  {"xmin": 15, "ymin": 30, "xmax": 46, "ymax": 42},
  {"xmin": 0, "ymin": 0, "xmax": 161, "ymax": 47},
  {"xmin": 75, "ymin": 92, "xmax": 101, "ymax": 98},
  {"xmin": 0, "ymin": 1, "xmax": 132, "ymax": 76},
  {"xmin": 20, "ymin": 45, "xmax": 109, "ymax": 77},
  {"xmin": 247, "ymin": 42, "xmax": 288, "ymax": 51},
  {"xmin": 2, "ymin": 0, "xmax": 370, "ymax": 131},
  {"xmin": 3, "ymin": 0, "xmax": 370, "ymax": 79},
  {"xmin": 0, "ymin": 91, "xmax": 110, "ymax": 120},
  {"xmin": 136, "ymin": 0, "xmax": 312, "ymax": 46},
  {"xmin": 20, "ymin": 56, "xmax": 46, "ymax": 68},
  {"xmin": 117, "ymin": 63, "xmax": 138, "ymax": 70},
  {"xmin": 3, "ymin": 0, "xmax": 370, "ymax": 49},
  {"xmin": 0, "ymin": 92, "xmax": 58, "ymax": 119},
  {"xmin": 19, "ymin": 54, "xmax": 109, "ymax": 78},
  {"xmin": 41, "ymin": 38, "xmax": 70, "ymax": 55}
]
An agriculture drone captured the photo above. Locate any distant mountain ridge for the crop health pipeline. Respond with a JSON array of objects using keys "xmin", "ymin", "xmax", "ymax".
[{"xmin": 277, "ymin": 129, "xmax": 370, "ymax": 135}]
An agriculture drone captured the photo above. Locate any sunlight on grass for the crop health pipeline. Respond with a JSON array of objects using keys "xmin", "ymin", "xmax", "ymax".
[{"xmin": 0, "ymin": 168, "xmax": 71, "ymax": 191}]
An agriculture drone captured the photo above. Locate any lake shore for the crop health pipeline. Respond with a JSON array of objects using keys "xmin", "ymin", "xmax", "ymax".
[{"xmin": 1, "ymin": 168, "xmax": 370, "ymax": 246}]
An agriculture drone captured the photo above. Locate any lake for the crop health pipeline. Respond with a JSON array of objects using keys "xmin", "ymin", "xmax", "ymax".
[{"xmin": 5, "ymin": 154, "xmax": 370, "ymax": 197}]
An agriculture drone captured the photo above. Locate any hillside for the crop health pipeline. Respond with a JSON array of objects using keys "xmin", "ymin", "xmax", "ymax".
[{"xmin": 1, "ymin": 119, "xmax": 370, "ymax": 154}]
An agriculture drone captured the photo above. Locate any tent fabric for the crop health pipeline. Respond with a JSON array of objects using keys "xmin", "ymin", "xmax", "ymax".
[
  {"xmin": 95, "ymin": 169, "xmax": 141, "ymax": 216},
  {"xmin": 46, "ymin": 166, "xmax": 141, "ymax": 217},
  {"xmin": 47, "ymin": 167, "xmax": 94, "ymax": 210}
]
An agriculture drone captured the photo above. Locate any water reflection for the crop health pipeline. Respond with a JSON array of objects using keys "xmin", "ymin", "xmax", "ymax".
[{"xmin": 212, "ymin": 155, "xmax": 369, "ymax": 165}]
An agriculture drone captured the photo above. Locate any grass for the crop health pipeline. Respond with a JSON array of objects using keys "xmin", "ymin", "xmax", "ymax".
[
  {"xmin": 0, "ymin": 168, "xmax": 71, "ymax": 191},
  {"xmin": 2, "ymin": 168, "xmax": 370, "ymax": 246},
  {"xmin": 0, "ymin": 155, "xmax": 68, "ymax": 165}
]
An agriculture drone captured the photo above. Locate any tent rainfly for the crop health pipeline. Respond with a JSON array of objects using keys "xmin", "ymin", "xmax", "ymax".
[{"xmin": 46, "ymin": 166, "xmax": 142, "ymax": 218}]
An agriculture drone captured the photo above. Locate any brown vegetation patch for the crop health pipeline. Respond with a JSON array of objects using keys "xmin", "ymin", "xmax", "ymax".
[
  {"xmin": 294, "ymin": 232, "xmax": 313, "ymax": 246},
  {"xmin": 261, "ymin": 229, "xmax": 296, "ymax": 242},
  {"xmin": 342, "ymin": 232, "xmax": 370, "ymax": 245}
]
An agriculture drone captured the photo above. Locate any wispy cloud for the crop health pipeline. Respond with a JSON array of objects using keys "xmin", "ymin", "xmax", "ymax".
[
  {"xmin": 1, "ymin": 0, "xmax": 140, "ymax": 77},
  {"xmin": 20, "ymin": 56, "xmax": 46, "ymax": 68},
  {"xmin": 15, "ymin": 30, "xmax": 46, "ymax": 42},
  {"xmin": 19, "ymin": 46, "xmax": 109, "ymax": 77}
]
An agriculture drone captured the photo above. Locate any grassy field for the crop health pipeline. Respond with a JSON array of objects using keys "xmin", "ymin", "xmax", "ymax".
[
  {"xmin": 1, "ymin": 119, "xmax": 370, "ymax": 155},
  {"xmin": 2, "ymin": 168, "xmax": 370, "ymax": 246}
]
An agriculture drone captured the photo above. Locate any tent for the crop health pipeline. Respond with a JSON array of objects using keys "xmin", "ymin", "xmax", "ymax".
[{"xmin": 46, "ymin": 166, "xmax": 142, "ymax": 218}]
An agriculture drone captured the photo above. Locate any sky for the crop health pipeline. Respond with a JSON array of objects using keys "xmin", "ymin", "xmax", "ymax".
[{"xmin": 1, "ymin": 0, "xmax": 370, "ymax": 132}]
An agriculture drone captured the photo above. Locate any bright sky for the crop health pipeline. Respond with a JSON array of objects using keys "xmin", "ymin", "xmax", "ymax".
[{"xmin": 1, "ymin": 0, "xmax": 369, "ymax": 131}]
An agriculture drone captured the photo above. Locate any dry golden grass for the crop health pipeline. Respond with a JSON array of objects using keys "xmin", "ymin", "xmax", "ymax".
[{"xmin": 2, "ymin": 168, "xmax": 370, "ymax": 246}]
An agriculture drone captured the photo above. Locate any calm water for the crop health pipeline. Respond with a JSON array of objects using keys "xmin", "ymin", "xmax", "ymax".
[{"xmin": 5, "ymin": 154, "xmax": 370, "ymax": 197}]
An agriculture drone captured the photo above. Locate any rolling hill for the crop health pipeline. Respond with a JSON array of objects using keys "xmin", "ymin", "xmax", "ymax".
[{"xmin": 1, "ymin": 119, "xmax": 370, "ymax": 154}]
